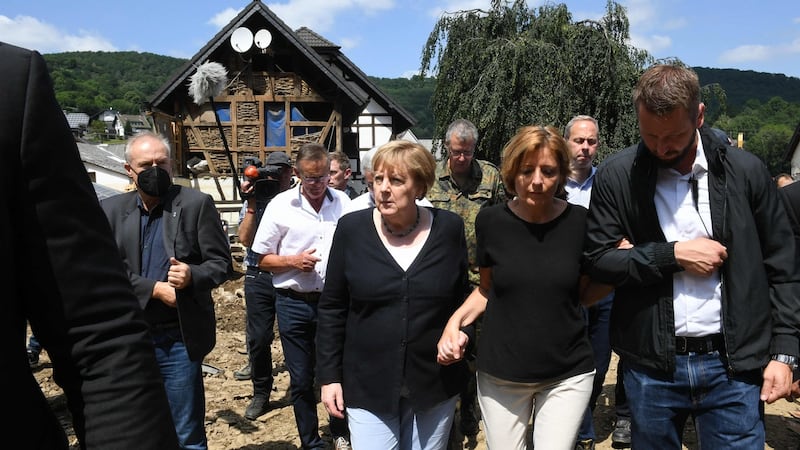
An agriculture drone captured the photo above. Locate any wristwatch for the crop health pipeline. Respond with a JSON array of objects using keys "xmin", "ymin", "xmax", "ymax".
[{"xmin": 771, "ymin": 354, "xmax": 799, "ymax": 370}]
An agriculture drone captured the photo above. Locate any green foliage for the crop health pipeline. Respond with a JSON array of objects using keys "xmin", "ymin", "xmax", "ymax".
[
  {"xmin": 420, "ymin": 0, "xmax": 649, "ymax": 164},
  {"xmin": 43, "ymin": 51, "xmax": 186, "ymax": 116},
  {"xmin": 712, "ymin": 97, "xmax": 800, "ymax": 174},
  {"xmin": 369, "ymin": 75, "xmax": 437, "ymax": 137}
]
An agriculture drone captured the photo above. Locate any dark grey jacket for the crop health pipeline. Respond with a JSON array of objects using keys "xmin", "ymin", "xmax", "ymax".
[{"xmin": 585, "ymin": 125, "xmax": 800, "ymax": 373}]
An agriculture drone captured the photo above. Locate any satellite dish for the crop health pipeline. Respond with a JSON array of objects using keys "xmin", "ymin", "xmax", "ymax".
[
  {"xmin": 254, "ymin": 29, "xmax": 272, "ymax": 49},
  {"xmin": 230, "ymin": 27, "xmax": 253, "ymax": 53}
]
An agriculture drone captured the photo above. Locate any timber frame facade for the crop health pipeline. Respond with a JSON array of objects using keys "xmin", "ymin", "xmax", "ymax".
[{"xmin": 147, "ymin": 0, "xmax": 415, "ymax": 199}]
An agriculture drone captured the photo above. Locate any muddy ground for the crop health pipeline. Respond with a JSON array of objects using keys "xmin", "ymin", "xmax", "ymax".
[{"xmin": 34, "ymin": 266, "xmax": 800, "ymax": 449}]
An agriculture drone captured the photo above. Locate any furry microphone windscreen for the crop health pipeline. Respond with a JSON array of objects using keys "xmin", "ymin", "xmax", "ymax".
[{"xmin": 189, "ymin": 61, "xmax": 229, "ymax": 105}]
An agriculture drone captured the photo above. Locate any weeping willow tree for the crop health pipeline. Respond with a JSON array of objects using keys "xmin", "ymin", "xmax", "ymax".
[{"xmin": 420, "ymin": 0, "xmax": 652, "ymax": 163}]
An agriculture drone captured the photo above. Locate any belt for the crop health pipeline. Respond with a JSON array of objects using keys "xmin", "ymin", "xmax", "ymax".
[
  {"xmin": 276, "ymin": 288, "xmax": 321, "ymax": 302},
  {"xmin": 150, "ymin": 321, "xmax": 180, "ymax": 331},
  {"xmin": 675, "ymin": 334, "xmax": 724, "ymax": 354}
]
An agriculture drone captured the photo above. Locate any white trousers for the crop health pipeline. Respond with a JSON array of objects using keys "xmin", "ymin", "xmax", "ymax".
[{"xmin": 477, "ymin": 369, "xmax": 595, "ymax": 450}]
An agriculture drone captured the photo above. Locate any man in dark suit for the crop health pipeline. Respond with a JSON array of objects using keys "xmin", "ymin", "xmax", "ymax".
[
  {"xmin": 2, "ymin": 41, "xmax": 179, "ymax": 448},
  {"xmin": 101, "ymin": 131, "xmax": 231, "ymax": 449}
]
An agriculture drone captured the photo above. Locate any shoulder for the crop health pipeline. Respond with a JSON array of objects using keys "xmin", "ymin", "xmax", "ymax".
[
  {"xmin": 476, "ymin": 159, "xmax": 501, "ymax": 175},
  {"xmin": 101, "ymin": 191, "xmax": 136, "ymax": 210}
]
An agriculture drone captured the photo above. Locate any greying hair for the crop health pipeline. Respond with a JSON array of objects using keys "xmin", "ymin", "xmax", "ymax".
[
  {"xmin": 632, "ymin": 64, "xmax": 700, "ymax": 119},
  {"xmin": 444, "ymin": 119, "xmax": 479, "ymax": 148},
  {"xmin": 564, "ymin": 115, "xmax": 599, "ymax": 139},
  {"xmin": 125, "ymin": 131, "xmax": 171, "ymax": 162}
]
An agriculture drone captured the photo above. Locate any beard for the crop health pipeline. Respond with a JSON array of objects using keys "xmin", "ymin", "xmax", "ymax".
[{"xmin": 653, "ymin": 131, "xmax": 697, "ymax": 169}]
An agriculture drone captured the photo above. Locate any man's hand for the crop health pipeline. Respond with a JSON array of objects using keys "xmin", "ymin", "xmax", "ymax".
[
  {"xmin": 674, "ymin": 237, "xmax": 727, "ymax": 276},
  {"xmin": 168, "ymin": 257, "xmax": 192, "ymax": 289},
  {"xmin": 321, "ymin": 383, "xmax": 345, "ymax": 418},
  {"xmin": 761, "ymin": 360, "xmax": 794, "ymax": 404},
  {"xmin": 153, "ymin": 281, "xmax": 177, "ymax": 307},
  {"xmin": 294, "ymin": 248, "xmax": 321, "ymax": 272}
]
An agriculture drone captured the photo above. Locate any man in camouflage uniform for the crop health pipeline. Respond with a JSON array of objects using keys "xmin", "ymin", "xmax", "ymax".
[{"xmin": 427, "ymin": 118, "xmax": 506, "ymax": 439}]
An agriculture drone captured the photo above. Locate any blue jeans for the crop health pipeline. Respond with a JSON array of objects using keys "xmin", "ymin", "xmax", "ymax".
[
  {"xmin": 152, "ymin": 327, "xmax": 207, "ymax": 450},
  {"xmin": 244, "ymin": 268, "xmax": 276, "ymax": 398},
  {"xmin": 276, "ymin": 292, "xmax": 326, "ymax": 449},
  {"xmin": 347, "ymin": 395, "xmax": 458, "ymax": 450},
  {"xmin": 28, "ymin": 333, "xmax": 42, "ymax": 355},
  {"xmin": 577, "ymin": 292, "xmax": 613, "ymax": 441},
  {"xmin": 623, "ymin": 352, "xmax": 764, "ymax": 449}
]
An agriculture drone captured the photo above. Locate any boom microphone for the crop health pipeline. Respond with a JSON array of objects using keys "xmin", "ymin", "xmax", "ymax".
[
  {"xmin": 188, "ymin": 61, "xmax": 241, "ymax": 195},
  {"xmin": 189, "ymin": 61, "xmax": 228, "ymax": 105}
]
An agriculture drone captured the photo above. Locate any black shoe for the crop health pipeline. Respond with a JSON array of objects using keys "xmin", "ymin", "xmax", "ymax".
[
  {"xmin": 234, "ymin": 363, "xmax": 252, "ymax": 381},
  {"xmin": 575, "ymin": 438, "xmax": 595, "ymax": 450},
  {"xmin": 27, "ymin": 350, "xmax": 39, "ymax": 367},
  {"xmin": 244, "ymin": 396, "xmax": 269, "ymax": 420},
  {"xmin": 611, "ymin": 418, "xmax": 632, "ymax": 448}
]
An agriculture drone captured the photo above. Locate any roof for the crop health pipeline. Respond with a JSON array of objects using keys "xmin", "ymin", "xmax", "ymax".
[
  {"xmin": 117, "ymin": 114, "xmax": 151, "ymax": 129},
  {"xmin": 147, "ymin": 0, "xmax": 368, "ymax": 124},
  {"xmin": 92, "ymin": 182, "xmax": 123, "ymax": 200},
  {"xmin": 296, "ymin": 26, "xmax": 416, "ymax": 131},
  {"xmin": 64, "ymin": 112, "xmax": 90, "ymax": 129},
  {"xmin": 76, "ymin": 143, "xmax": 127, "ymax": 175}
]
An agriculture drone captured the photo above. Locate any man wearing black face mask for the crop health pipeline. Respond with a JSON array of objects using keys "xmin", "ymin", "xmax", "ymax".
[{"xmin": 101, "ymin": 131, "xmax": 231, "ymax": 450}]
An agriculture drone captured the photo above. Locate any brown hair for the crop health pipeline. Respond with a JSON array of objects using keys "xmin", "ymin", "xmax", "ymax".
[
  {"xmin": 373, "ymin": 140, "xmax": 436, "ymax": 198},
  {"xmin": 500, "ymin": 125, "xmax": 570, "ymax": 199},
  {"xmin": 633, "ymin": 64, "xmax": 700, "ymax": 119}
]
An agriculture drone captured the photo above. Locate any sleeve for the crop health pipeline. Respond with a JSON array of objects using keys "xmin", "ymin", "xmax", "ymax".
[
  {"xmin": 17, "ymin": 48, "xmax": 179, "ymax": 448},
  {"xmin": 187, "ymin": 193, "xmax": 232, "ymax": 291},
  {"xmin": 753, "ymin": 166, "xmax": 800, "ymax": 356},
  {"xmin": 584, "ymin": 160, "xmax": 683, "ymax": 286}
]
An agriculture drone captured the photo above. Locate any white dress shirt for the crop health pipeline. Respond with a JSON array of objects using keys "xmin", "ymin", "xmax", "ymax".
[
  {"xmin": 654, "ymin": 132, "xmax": 722, "ymax": 337},
  {"xmin": 251, "ymin": 184, "xmax": 351, "ymax": 293}
]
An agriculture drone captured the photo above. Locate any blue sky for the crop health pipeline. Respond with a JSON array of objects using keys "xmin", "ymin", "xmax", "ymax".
[{"xmin": 2, "ymin": 0, "xmax": 799, "ymax": 79}]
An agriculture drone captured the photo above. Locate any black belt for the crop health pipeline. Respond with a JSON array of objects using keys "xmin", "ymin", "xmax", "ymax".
[
  {"xmin": 276, "ymin": 288, "xmax": 321, "ymax": 302},
  {"xmin": 150, "ymin": 321, "xmax": 180, "ymax": 331},
  {"xmin": 675, "ymin": 334, "xmax": 724, "ymax": 354}
]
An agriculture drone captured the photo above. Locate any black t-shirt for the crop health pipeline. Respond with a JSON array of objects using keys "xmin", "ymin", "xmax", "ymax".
[{"xmin": 476, "ymin": 202, "xmax": 595, "ymax": 382}]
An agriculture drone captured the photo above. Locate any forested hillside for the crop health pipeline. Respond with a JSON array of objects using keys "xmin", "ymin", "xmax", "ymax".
[
  {"xmin": 44, "ymin": 51, "xmax": 185, "ymax": 116},
  {"xmin": 695, "ymin": 67, "xmax": 800, "ymax": 115}
]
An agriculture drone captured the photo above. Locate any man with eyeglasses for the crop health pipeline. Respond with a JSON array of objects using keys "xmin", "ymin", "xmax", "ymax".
[
  {"xmin": 428, "ymin": 118, "xmax": 506, "ymax": 439},
  {"xmin": 564, "ymin": 115, "xmax": 630, "ymax": 450},
  {"xmin": 251, "ymin": 143, "xmax": 352, "ymax": 449}
]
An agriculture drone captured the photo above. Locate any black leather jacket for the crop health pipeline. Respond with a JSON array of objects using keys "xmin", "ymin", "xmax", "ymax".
[{"xmin": 585, "ymin": 126, "xmax": 800, "ymax": 373}]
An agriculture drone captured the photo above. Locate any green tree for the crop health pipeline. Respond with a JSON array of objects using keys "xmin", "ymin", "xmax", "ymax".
[{"xmin": 420, "ymin": 0, "xmax": 650, "ymax": 163}]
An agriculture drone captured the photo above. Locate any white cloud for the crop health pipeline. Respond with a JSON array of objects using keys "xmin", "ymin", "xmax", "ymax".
[
  {"xmin": 209, "ymin": 8, "xmax": 243, "ymax": 28},
  {"xmin": 629, "ymin": 33, "xmax": 672, "ymax": 54},
  {"xmin": 0, "ymin": 15, "xmax": 116, "ymax": 53},
  {"xmin": 720, "ymin": 38, "xmax": 800, "ymax": 64},
  {"xmin": 266, "ymin": 0, "xmax": 394, "ymax": 32},
  {"xmin": 338, "ymin": 37, "xmax": 359, "ymax": 50}
]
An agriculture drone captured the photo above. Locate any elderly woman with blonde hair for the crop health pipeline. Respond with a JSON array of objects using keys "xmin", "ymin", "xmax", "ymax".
[{"xmin": 317, "ymin": 140, "xmax": 472, "ymax": 450}]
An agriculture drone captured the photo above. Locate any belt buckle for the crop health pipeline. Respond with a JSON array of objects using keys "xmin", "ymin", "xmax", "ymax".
[{"xmin": 676, "ymin": 336, "xmax": 688, "ymax": 353}]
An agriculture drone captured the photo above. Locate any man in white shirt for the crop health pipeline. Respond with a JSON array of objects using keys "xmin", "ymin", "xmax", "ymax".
[{"xmin": 251, "ymin": 143, "xmax": 351, "ymax": 449}]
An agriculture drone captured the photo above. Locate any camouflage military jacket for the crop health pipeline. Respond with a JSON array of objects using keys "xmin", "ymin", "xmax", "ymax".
[{"xmin": 427, "ymin": 159, "xmax": 506, "ymax": 285}]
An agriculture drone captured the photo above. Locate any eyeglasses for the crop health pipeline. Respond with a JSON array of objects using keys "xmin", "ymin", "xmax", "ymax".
[
  {"xmin": 301, "ymin": 175, "xmax": 330, "ymax": 185},
  {"xmin": 450, "ymin": 150, "xmax": 474, "ymax": 158},
  {"xmin": 572, "ymin": 137, "xmax": 598, "ymax": 146}
]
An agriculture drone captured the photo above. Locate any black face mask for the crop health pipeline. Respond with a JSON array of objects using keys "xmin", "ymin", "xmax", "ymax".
[{"xmin": 136, "ymin": 166, "xmax": 172, "ymax": 197}]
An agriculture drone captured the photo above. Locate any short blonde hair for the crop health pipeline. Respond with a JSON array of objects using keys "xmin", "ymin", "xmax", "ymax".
[
  {"xmin": 500, "ymin": 126, "xmax": 570, "ymax": 199},
  {"xmin": 373, "ymin": 140, "xmax": 436, "ymax": 198}
]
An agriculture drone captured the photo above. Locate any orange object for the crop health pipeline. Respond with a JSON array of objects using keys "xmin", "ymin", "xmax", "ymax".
[{"xmin": 244, "ymin": 165, "xmax": 259, "ymax": 179}]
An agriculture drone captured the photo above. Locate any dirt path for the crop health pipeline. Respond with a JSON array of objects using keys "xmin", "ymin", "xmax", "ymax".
[{"xmin": 34, "ymin": 273, "xmax": 800, "ymax": 449}]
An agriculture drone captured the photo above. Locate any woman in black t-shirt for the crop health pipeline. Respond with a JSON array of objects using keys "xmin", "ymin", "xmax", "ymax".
[{"xmin": 437, "ymin": 126, "xmax": 616, "ymax": 449}]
